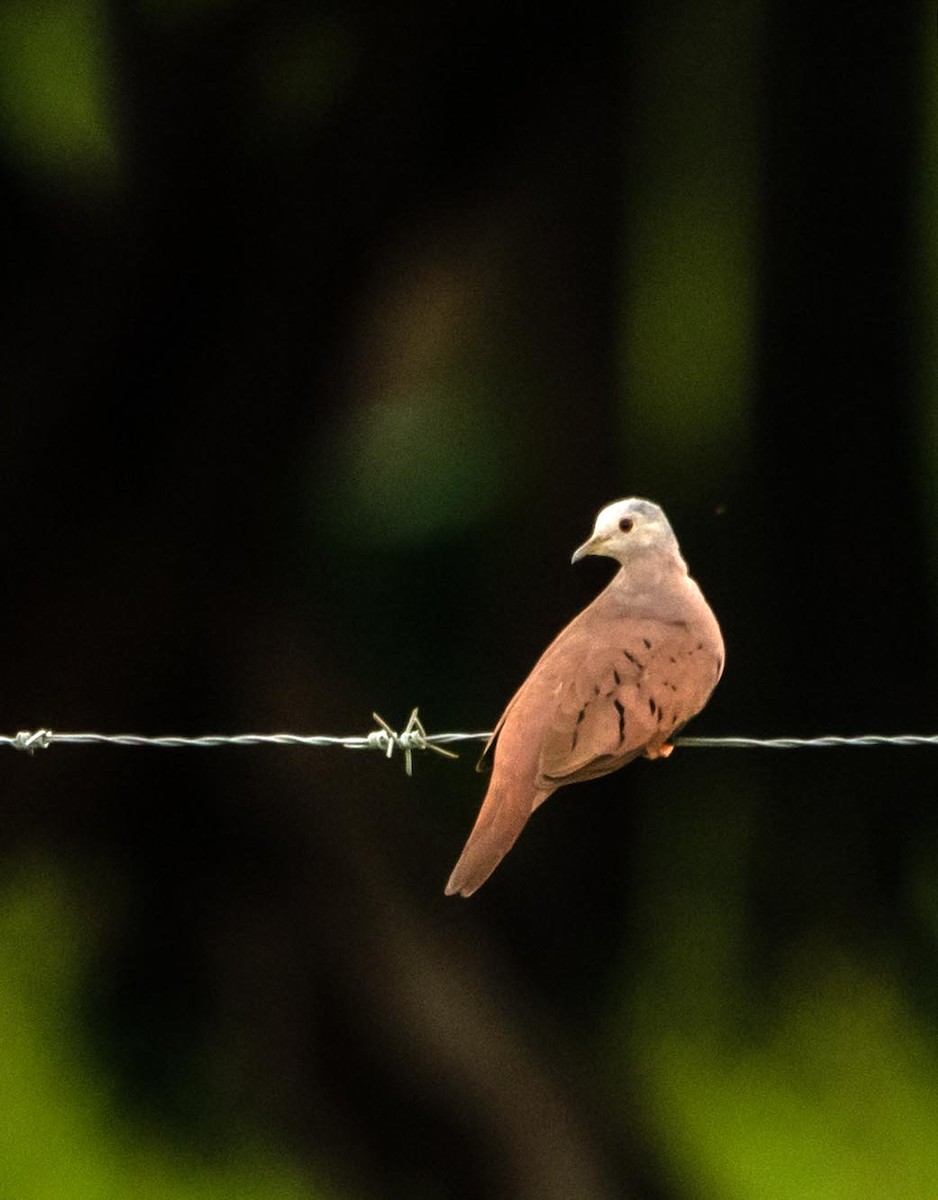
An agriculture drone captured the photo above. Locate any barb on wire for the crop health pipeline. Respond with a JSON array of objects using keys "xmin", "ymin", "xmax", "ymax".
[
  {"xmin": 360, "ymin": 709, "xmax": 461, "ymax": 776},
  {"xmin": 3, "ymin": 717, "xmax": 938, "ymax": 770}
]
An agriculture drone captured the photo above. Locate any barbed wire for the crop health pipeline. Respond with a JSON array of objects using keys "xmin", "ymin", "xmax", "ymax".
[{"xmin": 2, "ymin": 710, "xmax": 938, "ymax": 774}]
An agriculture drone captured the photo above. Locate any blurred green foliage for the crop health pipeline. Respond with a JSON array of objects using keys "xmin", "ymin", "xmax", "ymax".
[
  {"xmin": 319, "ymin": 256, "xmax": 515, "ymax": 545},
  {"xmin": 618, "ymin": 0, "xmax": 758, "ymax": 500},
  {"xmin": 324, "ymin": 378, "xmax": 510, "ymax": 544},
  {"xmin": 0, "ymin": 859, "xmax": 324, "ymax": 1200},
  {"xmin": 632, "ymin": 959, "xmax": 938, "ymax": 1199},
  {"xmin": 0, "ymin": 0, "xmax": 120, "ymax": 190},
  {"xmin": 614, "ymin": 769, "xmax": 938, "ymax": 1199}
]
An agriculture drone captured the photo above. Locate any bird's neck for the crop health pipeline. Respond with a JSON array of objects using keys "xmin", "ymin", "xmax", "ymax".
[{"xmin": 605, "ymin": 553, "xmax": 690, "ymax": 615}]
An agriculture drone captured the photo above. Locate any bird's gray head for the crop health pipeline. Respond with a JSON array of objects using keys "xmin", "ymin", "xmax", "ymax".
[{"xmin": 571, "ymin": 498, "xmax": 683, "ymax": 567}]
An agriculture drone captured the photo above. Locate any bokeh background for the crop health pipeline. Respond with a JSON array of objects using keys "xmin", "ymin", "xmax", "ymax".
[{"xmin": 2, "ymin": 1, "xmax": 937, "ymax": 1197}]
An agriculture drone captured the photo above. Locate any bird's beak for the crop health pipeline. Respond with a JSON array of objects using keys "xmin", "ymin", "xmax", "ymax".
[{"xmin": 571, "ymin": 534, "xmax": 604, "ymax": 564}]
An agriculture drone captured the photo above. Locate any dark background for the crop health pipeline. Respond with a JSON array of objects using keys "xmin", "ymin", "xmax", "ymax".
[{"xmin": 2, "ymin": 2, "xmax": 938, "ymax": 1197}]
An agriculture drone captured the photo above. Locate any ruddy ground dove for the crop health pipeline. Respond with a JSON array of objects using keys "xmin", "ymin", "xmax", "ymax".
[{"xmin": 445, "ymin": 498, "xmax": 724, "ymax": 897}]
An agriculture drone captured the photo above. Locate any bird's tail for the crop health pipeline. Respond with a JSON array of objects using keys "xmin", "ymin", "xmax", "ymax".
[{"xmin": 444, "ymin": 782, "xmax": 548, "ymax": 897}]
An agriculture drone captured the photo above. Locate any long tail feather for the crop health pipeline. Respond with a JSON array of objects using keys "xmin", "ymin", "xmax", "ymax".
[{"xmin": 444, "ymin": 782, "xmax": 548, "ymax": 897}]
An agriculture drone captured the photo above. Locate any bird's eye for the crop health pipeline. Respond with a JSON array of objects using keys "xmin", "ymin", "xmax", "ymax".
[{"xmin": 618, "ymin": 517, "xmax": 634, "ymax": 533}]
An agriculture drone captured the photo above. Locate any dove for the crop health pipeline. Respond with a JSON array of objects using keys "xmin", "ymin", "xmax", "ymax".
[{"xmin": 445, "ymin": 497, "xmax": 723, "ymax": 897}]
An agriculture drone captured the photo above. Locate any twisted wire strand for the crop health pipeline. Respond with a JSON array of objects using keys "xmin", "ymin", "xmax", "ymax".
[
  {"xmin": 674, "ymin": 734, "xmax": 938, "ymax": 749},
  {"xmin": 0, "ymin": 710, "xmax": 476, "ymax": 776},
  {"xmin": 2, "ymin": 712, "xmax": 938, "ymax": 773}
]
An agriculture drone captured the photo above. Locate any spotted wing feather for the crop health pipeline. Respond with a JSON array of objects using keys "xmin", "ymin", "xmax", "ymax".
[{"xmin": 538, "ymin": 617, "xmax": 721, "ymax": 786}]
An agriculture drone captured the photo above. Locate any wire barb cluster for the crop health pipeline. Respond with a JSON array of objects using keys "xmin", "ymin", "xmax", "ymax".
[
  {"xmin": 2, "ymin": 717, "xmax": 938, "ymax": 771},
  {"xmin": 361, "ymin": 709, "xmax": 461, "ymax": 775}
]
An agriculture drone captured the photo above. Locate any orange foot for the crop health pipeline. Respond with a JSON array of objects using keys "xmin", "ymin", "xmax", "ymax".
[{"xmin": 644, "ymin": 743, "xmax": 674, "ymax": 760}]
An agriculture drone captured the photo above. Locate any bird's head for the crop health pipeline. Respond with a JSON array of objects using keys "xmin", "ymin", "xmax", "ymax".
[{"xmin": 571, "ymin": 498, "xmax": 682, "ymax": 568}]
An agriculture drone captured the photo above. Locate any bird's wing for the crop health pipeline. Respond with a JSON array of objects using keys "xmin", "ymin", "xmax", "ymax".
[{"xmin": 536, "ymin": 616, "xmax": 716, "ymax": 786}]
